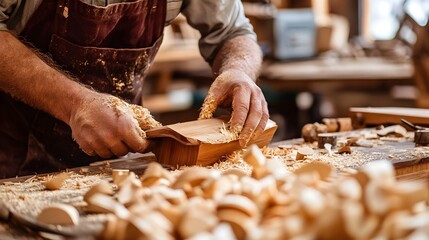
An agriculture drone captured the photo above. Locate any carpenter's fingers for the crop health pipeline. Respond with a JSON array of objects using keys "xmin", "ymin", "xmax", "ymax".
[
  {"xmin": 80, "ymin": 146, "xmax": 97, "ymax": 157},
  {"xmin": 230, "ymin": 87, "xmax": 251, "ymax": 138},
  {"xmin": 141, "ymin": 139, "xmax": 156, "ymax": 153},
  {"xmin": 76, "ymin": 135, "xmax": 99, "ymax": 157},
  {"xmin": 132, "ymin": 139, "xmax": 151, "ymax": 153},
  {"xmin": 108, "ymin": 141, "xmax": 129, "ymax": 156},
  {"xmin": 251, "ymin": 96, "xmax": 269, "ymax": 140},
  {"xmin": 238, "ymin": 93, "xmax": 263, "ymax": 147},
  {"xmin": 92, "ymin": 142, "xmax": 114, "ymax": 159},
  {"xmin": 116, "ymin": 113, "xmax": 148, "ymax": 152},
  {"xmin": 199, "ymin": 93, "xmax": 219, "ymax": 120}
]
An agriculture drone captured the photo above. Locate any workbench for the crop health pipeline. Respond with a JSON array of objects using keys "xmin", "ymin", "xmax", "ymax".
[
  {"xmin": 260, "ymin": 57, "xmax": 413, "ymax": 91},
  {"xmin": 1, "ymin": 130, "xmax": 429, "ymax": 239}
]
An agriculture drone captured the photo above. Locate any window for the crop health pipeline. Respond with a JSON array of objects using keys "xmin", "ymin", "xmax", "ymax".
[{"xmin": 362, "ymin": 0, "xmax": 429, "ymax": 40}]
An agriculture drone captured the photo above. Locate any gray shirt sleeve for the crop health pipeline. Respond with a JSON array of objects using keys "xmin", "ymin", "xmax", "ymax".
[
  {"xmin": 0, "ymin": 0, "xmax": 42, "ymax": 33},
  {"xmin": 0, "ymin": 0, "xmax": 20, "ymax": 31},
  {"xmin": 181, "ymin": 0, "xmax": 257, "ymax": 63}
]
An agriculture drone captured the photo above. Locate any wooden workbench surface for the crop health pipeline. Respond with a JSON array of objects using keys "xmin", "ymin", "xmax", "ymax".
[
  {"xmin": 260, "ymin": 57, "xmax": 413, "ymax": 91},
  {"xmin": 1, "ymin": 130, "xmax": 429, "ymax": 239}
]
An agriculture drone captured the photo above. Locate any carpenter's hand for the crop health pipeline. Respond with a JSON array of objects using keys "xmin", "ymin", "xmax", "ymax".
[
  {"xmin": 68, "ymin": 94, "xmax": 159, "ymax": 158},
  {"xmin": 199, "ymin": 69, "xmax": 269, "ymax": 147}
]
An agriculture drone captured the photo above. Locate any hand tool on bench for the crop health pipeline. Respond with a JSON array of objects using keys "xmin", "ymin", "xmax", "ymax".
[{"xmin": 400, "ymin": 118, "xmax": 429, "ymax": 146}]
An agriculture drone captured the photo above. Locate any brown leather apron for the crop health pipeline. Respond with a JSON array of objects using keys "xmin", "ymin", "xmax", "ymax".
[{"xmin": 0, "ymin": 0, "xmax": 166, "ymax": 178}]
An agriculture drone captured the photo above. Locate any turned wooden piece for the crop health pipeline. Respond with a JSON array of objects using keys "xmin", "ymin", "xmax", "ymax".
[
  {"xmin": 414, "ymin": 129, "xmax": 429, "ymax": 146},
  {"xmin": 37, "ymin": 203, "xmax": 80, "ymax": 225},
  {"xmin": 243, "ymin": 144, "xmax": 266, "ymax": 169},
  {"xmin": 317, "ymin": 133, "xmax": 337, "ymax": 149},
  {"xmin": 301, "ymin": 123, "xmax": 328, "ymax": 142},
  {"xmin": 337, "ymin": 118, "xmax": 353, "ymax": 132},
  {"xmin": 322, "ymin": 118, "xmax": 339, "ymax": 132}
]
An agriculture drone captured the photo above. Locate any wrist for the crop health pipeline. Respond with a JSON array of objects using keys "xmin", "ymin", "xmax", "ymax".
[
  {"xmin": 59, "ymin": 81, "xmax": 97, "ymax": 125},
  {"xmin": 216, "ymin": 69, "xmax": 255, "ymax": 84}
]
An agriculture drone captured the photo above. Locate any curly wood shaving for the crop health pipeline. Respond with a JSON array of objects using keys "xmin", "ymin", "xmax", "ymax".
[
  {"xmin": 204, "ymin": 123, "xmax": 239, "ymax": 144},
  {"xmin": 199, "ymin": 94, "xmax": 216, "ymax": 120},
  {"xmin": 104, "ymin": 96, "xmax": 162, "ymax": 134},
  {"xmin": 129, "ymin": 104, "xmax": 162, "ymax": 130}
]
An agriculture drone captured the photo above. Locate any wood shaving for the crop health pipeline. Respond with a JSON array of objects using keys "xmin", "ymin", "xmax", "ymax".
[
  {"xmin": 2, "ymin": 128, "xmax": 429, "ymax": 238},
  {"xmin": 198, "ymin": 94, "xmax": 216, "ymax": 120},
  {"xmin": 205, "ymin": 122, "xmax": 239, "ymax": 144},
  {"xmin": 129, "ymin": 104, "xmax": 162, "ymax": 130},
  {"xmin": 104, "ymin": 96, "xmax": 162, "ymax": 135}
]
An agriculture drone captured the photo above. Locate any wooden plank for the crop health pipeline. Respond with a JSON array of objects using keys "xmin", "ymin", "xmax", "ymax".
[
  {"xmin": 262, "ymin": 58, "xmax": 412, "ymax": 81},
  {"xmin": 350, "ymin": 107, "xmax": 429, "ymax": 127},
  {"xmin": 397, "ymin": 169, "xmax": 429, "ymax": 185}
]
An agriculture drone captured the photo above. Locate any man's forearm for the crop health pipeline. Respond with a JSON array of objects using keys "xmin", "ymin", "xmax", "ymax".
[
  {"xmin": 211, "ymin": 35, "xmax": 263, "ymax": 81},
  {"xmin": 0, "ymin": 31, "xmax": 92, "ymax": 124}
]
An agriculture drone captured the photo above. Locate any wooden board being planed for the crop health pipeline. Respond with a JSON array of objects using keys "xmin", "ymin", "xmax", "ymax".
[{"xmin": 146, "ymin": 117, "xmax": 278, "ymax": 166}]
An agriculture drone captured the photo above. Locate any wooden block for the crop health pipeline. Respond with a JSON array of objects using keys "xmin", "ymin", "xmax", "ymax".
[
  {"xmin": 112, "ymin": 169, "xmax": 129, "ymax": 185},
  {"xmin": 317, "ymin": 133, "xmax": 337, "ymax": 148},
  {"xmin": 243, "ymin": 144, "xmax": 266, "ymax": 169},
  {"xmin": 217, "ymin": 195, "xmax": 258, "ymax": 218},
  {"xmin": 222, "ymin": 168, "xmax": 249, "ymax": 178},
  {"xmin": 140, "ymin": 162, "xmax": 173, "ymax": 186},
  {"xmin": 83, "ymin": 181, "xmax": 114, "ymax": 203},
  {"xmin": 146, "ymin": 117, "xmax": 277, "ymax": 167},
  {"xmin": 337, "ymin": 118, "xmax": 353, "ymax": 132},
  {"xmin": 178, "ymin": 207, "xmax": 217, "ymax": 239},
  {"xmin": 322, "ymin": 118, "xmax": 339, "ymax": 132},
  {"xmin": 294, "ymin": 161, "xmax": 333, "ymax": 181},
  {"xmin": 86, "ymin": 193, "xmax": 130, "ymax": 219},
  {"xmin": 37, "ymin": 203, "xmax": 79, "ymax": 226},
  {"xmin": 360, "ymin": 160, "xmax": 395, "ymax": 184},
  {"xmin": 217, "ymin": 209, "xmax": 255, "ymax": 240},
  {"xmin": 414, "ymin": 129, "xmax": 429, "ymax": 145},
  {"xmin": 301, "ymin": 123, "xmax": 328, "ymax": 142},
  {"xmin": 172, "ymin": 167, "xmax": 215, "ymax": 189}
]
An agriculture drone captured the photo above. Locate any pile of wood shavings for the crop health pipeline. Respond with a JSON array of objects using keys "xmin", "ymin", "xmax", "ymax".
[
  {"xmin": 205, "ymin": 144, "xmax": 370, "ymax": 174},
  {"xmin": 0, "ymin": 172, "xmax": 108, "ymax": 223},
  {"xmin": 205, "ymin": 137, "xmax": 429, "ymax": 174},
  {"xmin": 87, "ymin": 157, "xmax": 429, "ymax": 239}
]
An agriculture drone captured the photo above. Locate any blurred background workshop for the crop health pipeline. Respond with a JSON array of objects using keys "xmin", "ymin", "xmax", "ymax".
[
  {"xmin": 1, "ymin": 0, "xmax": 429, "ymax": 239},
  {"xmin": 146, "ymin": 0, "xmax": 425, "ymax": 140}
]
